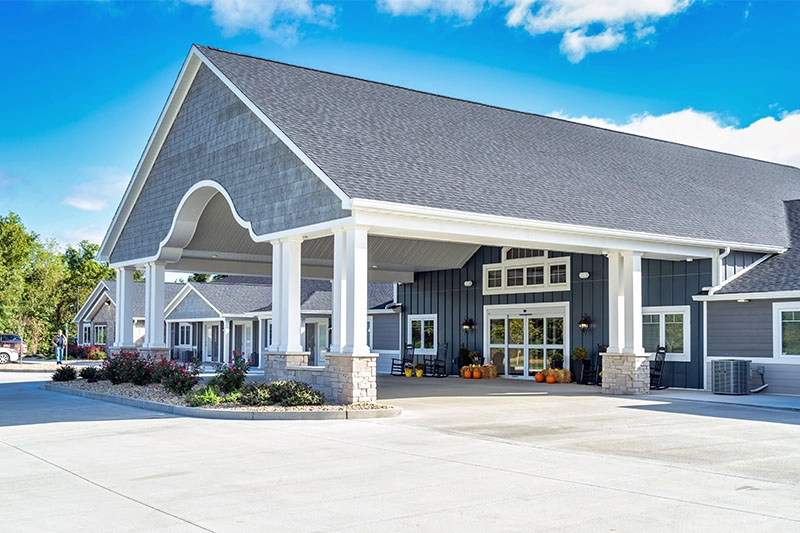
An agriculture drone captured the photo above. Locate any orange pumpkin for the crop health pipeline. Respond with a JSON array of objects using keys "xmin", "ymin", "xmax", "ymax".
[
  {"xmin": 464, "ymin": 369, "xmax": 473, "ymax": 379},
  {"xmin": 473, "ymin": 369, "xmax": 482, "ymax": 379},
  {"xmin": 546, "ymin": 375, "xmax": 557, "ymax": 384},
  {"xmin": 534, "ymin": 373, "xmax": 545, "ymax": 383}
]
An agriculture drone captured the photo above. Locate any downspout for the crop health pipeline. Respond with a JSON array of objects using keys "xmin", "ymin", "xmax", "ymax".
[{"xmin": 712, "ymin": 246, "xmax": 731, "ymax": 290}]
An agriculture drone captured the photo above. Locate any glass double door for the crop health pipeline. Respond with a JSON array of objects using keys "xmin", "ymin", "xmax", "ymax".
[{"xmin": 488, "ymin": 312, "xmax": 565, "ymax": 377}]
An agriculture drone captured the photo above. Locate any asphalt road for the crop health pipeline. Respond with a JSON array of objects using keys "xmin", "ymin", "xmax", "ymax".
[{"xmin": 2, "ymin": 372, "xmax": 799, "ymax": 532}]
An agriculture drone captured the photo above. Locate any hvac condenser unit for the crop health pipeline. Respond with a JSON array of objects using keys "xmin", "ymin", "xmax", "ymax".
[{"xmin": 712, "ymin": 359, "xmax": 751, "ymax": 395}]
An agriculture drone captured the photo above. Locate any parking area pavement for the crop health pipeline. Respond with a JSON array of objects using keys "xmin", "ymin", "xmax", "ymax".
[{"xmin": 2, "ymin": 371, "xmax": 800, "ymax": 532}]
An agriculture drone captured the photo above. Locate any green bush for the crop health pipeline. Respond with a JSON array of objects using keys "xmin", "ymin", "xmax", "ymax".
[
  {"xmin": 212, "ymin": 352, "xmax": 250, "ymax": 394},
  {"xmin": 186, "ymin": 386, "xmax": 221, "ymax": 407},
  {"xmin": 158, "ymin": 360, "xmax": 200, "ymax": 396},
  {"xmin": 129, "ymin": 357, "xmax": 154, "ymax": 386},
  {"xmin": 266, "ymin": 380, "xmax": 324, "ymax": 407},
  {"xmin": 223, "ymin": 390, "xmax": 242, "ymax": 404},
  {"xmin": 101, "ymin": 352, "xmax": 155, "ymax": 385},
  {"xmin": 52, "ymin": 365, "xmax": 78, "ymax": 382},
  {"xmin": 79, "ymin": 366, "xmax": 101, "ymax": 382},
  {"xmin": 240, "ymin": 382, "xmax": 271, "ymax": 406}
]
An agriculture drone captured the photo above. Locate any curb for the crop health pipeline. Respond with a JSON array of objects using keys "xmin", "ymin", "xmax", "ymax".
[{"xmin": 41, "ymin": 383, "xmax": 401, "ymax": 420}]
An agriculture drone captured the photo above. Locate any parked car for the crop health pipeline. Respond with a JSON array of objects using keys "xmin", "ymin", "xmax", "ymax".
[
  {"xmin": 0, "ymin": 346, "xmax": 19, "ymax": 364},
  {"xmin": 0, "ymin": 333, "xmax": 27, "ymax": 356}
]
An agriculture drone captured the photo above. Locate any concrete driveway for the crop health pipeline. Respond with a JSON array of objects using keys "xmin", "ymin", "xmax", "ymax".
[{"xmin": 2, "ymin": 372, "xmax": 799, "ymax": 532}]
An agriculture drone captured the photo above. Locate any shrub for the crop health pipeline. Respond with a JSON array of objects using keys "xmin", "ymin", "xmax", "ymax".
[
  {"xmin": 212, "ymin": 351, "xmax": 250, "ymax": 394},
  {"xmin": 240, "ymin": 382, "xmax": 271, "ymax": 406},
  {"xmin": 52, "ymin": 365, "xmax": 78, "ymax": 382},
  {"xmin": 101, "ymin": 351, "xmax": 154, "ymax": 385},
  {"xmin": 156, "ymin": 359, "xmax": 200, "ymax": 396},
  {"xmin": 186, "ymin": 386, "xmax": 221, "ymax": 407},
  {"xmin": 86, "ymin": 345, "xmax": 106, "ymax": 360},
  {"xmin": 266, "ymin": 380, "xmax": 324, "ymax": 407},
  {"xmin": 68, "ymin": 344, "xmax": 87, "ymax": 359},
  {"xmin": 223, "ymin": 390, "xmax": 242, "ymax": 404},
  {"xmin": 129, "ymin": 357, "xmax": 154, "ymax": 386},
  {"xmin": 79, "ymin": 366, "xmax": 101, "ymax": 382}
]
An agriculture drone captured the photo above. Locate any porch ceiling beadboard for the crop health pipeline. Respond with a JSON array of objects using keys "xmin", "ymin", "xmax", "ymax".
[
  {"xmin": 108, "ymin": 64, "xmax": 345, "ymax": 264},
  {"xmin": 198, "ymin": 45, "xmax": 800, "ymax": 250}
]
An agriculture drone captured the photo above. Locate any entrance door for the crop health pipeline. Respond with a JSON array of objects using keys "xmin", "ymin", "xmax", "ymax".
[
  {"xmin": 204, "ymin": 324, "xmax": 220, "ymax": 362},
  {"xmin": 487, "ymin": 305, "xmax": 567, "ymax": 378},
  {"xmin": 303, "ymin": 319, "xmax": 329, "ymax": 366}
]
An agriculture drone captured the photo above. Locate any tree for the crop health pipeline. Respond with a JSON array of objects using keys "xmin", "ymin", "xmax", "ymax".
[
  {"xmin": 20, "ymin": 239, "xmax": 65, "ymax": 353},
  {"xmin": 0, "ymin": 213, "xmax": 37, "ymax": 333},
  {"xmin": 58, "ymin": 241, "xmax": 115, "ymax": 330}
]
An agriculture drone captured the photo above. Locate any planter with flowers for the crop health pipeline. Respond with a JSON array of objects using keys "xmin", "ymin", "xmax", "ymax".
[
  {"xmin": 404, "ymin": 362, "xmax": 413, "ymax": 377},
  {"xmin": 414, "ymin": 363, "xmax": 425, "ymax": 377}
]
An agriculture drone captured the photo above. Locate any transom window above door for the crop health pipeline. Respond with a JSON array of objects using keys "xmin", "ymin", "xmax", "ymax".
[{"xmin": 483, "ymin": 248, "xmax": 570, "ymax": 295}]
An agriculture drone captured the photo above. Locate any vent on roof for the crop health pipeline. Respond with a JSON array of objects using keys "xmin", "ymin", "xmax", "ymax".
[{"xmin": 712, "ymin": 359, "xmax": 751, "ymax": 395}]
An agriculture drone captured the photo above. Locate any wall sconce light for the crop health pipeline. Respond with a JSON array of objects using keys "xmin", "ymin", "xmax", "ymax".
[
  {"xmin": 463, "ymin": 280, "xmax": 473, "ymax": 287},
  {"xmin": 736, "ymin": 299, "xmax": 750, "ymax": 303},
  {"xmin": 578, "ymin": 271, "xmax": 590, "ymax": 279},
  {"xmin": 461, "ymin": 317, "xmax": 475, "ymax": 332},
  {"xmin": 578, "ymin": 314, "xmax": 591, "ymax": 334}
]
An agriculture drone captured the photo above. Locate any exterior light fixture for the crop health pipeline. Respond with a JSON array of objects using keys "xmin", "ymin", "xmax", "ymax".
[
  {"xmin": 461, "ymin": 317, "xmax": 475, "ymax": 332},
  {"xmin": 578, "ymin": 314, "xmax": 591, "ymax": 334},
  {"xmin": 463, "ymin": 280, "xmax": 473, "ymax": 287},
  {"xmin": 578, "ymin": 271, "xmax": 590, "ymax": 279}
]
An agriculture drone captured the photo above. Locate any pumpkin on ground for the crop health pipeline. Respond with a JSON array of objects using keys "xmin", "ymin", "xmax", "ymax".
[
  {"xmin": 534, "ymin": 373, "xmax": 545, "ymax": 383},
  {"xmin": 464, "ymin": 369, "xmax": 473, "ymax": 379},
  {"xmin": 546, "ymin": 375, "xmax": 557, "ymax": 384},
  {"xmin": 473, "ymin": 369, "xmax": 482, "ymax": 379}
]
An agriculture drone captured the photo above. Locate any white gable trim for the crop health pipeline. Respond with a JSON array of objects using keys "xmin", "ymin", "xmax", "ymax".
[
  {"xmin": 72, "ymin": 282, "xmax": 114, "ymax": 324},
  {"xmin": 99, "ymin": 46, "xmax": 352, "ymax": 263},
  {"xmin": 165, "ymin": 282, "xmax": 223, "ymax": 319}
]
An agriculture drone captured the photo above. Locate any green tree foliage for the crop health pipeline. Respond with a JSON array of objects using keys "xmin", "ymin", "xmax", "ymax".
[
  {"xmin": 21, "ymin": 239, "xmax": 65, "ymax": 353},
  {"xmin": 0, "ymin": 213, "xmax": 37, "ymax": 333},
  {"xmin": 58, "ymin": 241, "xmax": 115, "ymax": 328}
]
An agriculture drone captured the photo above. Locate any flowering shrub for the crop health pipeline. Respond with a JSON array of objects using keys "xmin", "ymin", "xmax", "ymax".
[
  {"xmin": 101, "ymin": 351, "xmax": 154, "ymax": 385},
  {"xmin": 86, "ymin": 345, "xmax": 106, "ymax": 360},
  {"xmin": 211, "ymin": 351, "xmax": 250, "ymax": 394},
  {"xmin": 266, "ymin": 380, "xmax": 324, "ymax": 407},
  {"xmin": 154, "ymin": 359, "xmax": 200, "ymax": 395}
]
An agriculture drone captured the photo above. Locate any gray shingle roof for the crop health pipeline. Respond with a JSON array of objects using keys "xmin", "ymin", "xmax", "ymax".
[
  {"xmin": 717, "ymin": 200, "xmax": 800, "ymax": 294},
  {"xmin": 103, "ymin": 281, "xmax": 183, "ymax": 317},
  {"xmin": 197, "ymin": 45, "xmax": 800, "ymax": 250}
]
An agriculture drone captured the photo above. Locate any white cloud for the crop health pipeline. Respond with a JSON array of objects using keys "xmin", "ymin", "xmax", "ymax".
[
  {"xmin": 377, "ymin": 0, "xmax": 486, "ymax": 20},
  {"xmin": 61, "ymin": 167, "xmax": 129, "ymax": 212},
  {"xmin": 184, "ymin": 0, "xmax": 336, "ymax": 44},
  {"xmin": 58, "ymin": 224, "xmax": 111, "ymax": 247},
  {"xmin": 549, "ymin": 108, "xmax": 800, "ymax": 168}
]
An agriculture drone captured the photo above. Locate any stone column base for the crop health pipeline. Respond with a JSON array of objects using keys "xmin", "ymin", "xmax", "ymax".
[
  {"xmin": 264, "ymin": 352, "xmax": 309, "ymax": 381},
  {"xmin": 602, "ymin": 353, "xmax": 650, "ymax": 395},
  {"xmin": 325, "ymin": 353, "xmax": 378, "ymax": 404}
]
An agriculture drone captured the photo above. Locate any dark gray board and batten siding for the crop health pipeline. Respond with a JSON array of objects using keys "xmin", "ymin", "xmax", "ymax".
[{"xmin": 398, "ymin": 247, "xmax": 711, "ymax": 388}]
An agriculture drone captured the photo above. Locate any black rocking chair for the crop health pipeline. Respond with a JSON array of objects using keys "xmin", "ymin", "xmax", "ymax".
[
  {"xmin": 588, "ymin": 344, "xmax": 607, "ymax": 386},
  {"xmin": 424, "ymin": 342, "xmax": 448, "ymax": 378},
  {"xmin": 650, "ymin": 346, "xmax": 668, "ymax": 390},
  {"xmin": 391, "ymin": 344, "xmax": 415, "ymax": 376}
]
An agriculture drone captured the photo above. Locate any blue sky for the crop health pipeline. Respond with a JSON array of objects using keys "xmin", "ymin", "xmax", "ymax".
[{"xmin": 1, "ymin": 0, "xmax": 798, "ymax": 249}]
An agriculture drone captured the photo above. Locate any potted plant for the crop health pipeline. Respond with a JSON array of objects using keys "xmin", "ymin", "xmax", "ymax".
[
  {"xmin": 469, "ymin": 351, "xmax": 482, "ymax": 365},
  {"xmin": 404, "ymin": 362, "xmax": 413, "ymax": 378},
  {"xmin": 572, "ymin": 346, "xmax": 591, "ymax": 383},
  {"xmin": 457, "ymin": 345, "xmax": 471, "ymax": 369},
  {"xmin": 549, "ymin": 351, "xmax": 564, "ymax": 369},
  {"xmin": 414, "ymin": 363, "xmax": 425, "ymax": 378}
]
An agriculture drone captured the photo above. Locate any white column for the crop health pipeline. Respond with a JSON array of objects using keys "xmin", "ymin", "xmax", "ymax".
[
  {"xmin": 607, "ymin": 252, "xmax": 624, "ymax": 354},
  {"xmin": 342, "ymin": 226, "xmax": 371, "ymax": 356},
  {"xmin": 621, "ymin": 251, "xmax": 644, "ymax": 356},
  {"xmin": 222, "ymin": 320, "xmax": 230, "ymax": 363},
  {"xmin": 279, "ymin": 237, "xmax": 304, "ymax": 353},
  {"xmin": 114, "ymin": 267, "xmax": 135, "ymax": 347},
  {"xmin": 269, "ymin": 240, "xmax": 282, "ymax": 352},
  {"xmin": 258, "ymin": 318, "xmax": 265, "ymax": 367},
  {"xmin": 144, "ymin": 262, "xmax": 167, "ymax": 349},
  {"xmin": 329, "ymin": 228, "xmax": 346, "ymax": 354}
]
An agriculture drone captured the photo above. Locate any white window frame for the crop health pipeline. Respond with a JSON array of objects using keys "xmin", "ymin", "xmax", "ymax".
[
  {"xmin": 483, "ymin": 249, "xmax": 570, "ymax": 295},
  {"xmin": 408, "ymin": 314, "xmax": 437, "ymax": 354},
  {"xmin": 367, "ymin": 316, "xmax": 374, "ymax": 349},
  {"xmin": 82, "ymin": 324, "xmax": 91, "ymax": 345},
  {"xmin": 642, "ymin": 305, "xmax": 691, "ymax": 362},
  {"xmin": 94, "ymin": 324, "xmax": 107, "ymax": 345},
  {"xmin": 772, "ymin": 302, "xmax": 800, "ymax": 359},
  {"xmin": 265, "ymin": 319, "xmax": 273, "ymax": 349},
  {"xmin": 177, "ymin": 322, "xmax": 193, "ymax": 347}
]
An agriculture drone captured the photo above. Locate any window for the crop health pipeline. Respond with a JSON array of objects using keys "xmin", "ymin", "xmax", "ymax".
[
  {"xmin": 94, "ymin": 325, "xmax": 107, "ymax": 345},
  {"xmin": 178, "ymin": 323, "xmax": 192, "ymax": 346},
  {"xmin": 266, "ymin": 319, "xmax": 273, "ymax": 348},
  {"xmin": 408, "ymin": 314, "xmax": 437, "ymax": 353},
  {"xmin": 642, "ymin": 306, "xmax": 690, "ymax": 362},
  {"xmin": 367, "ymin": 316, "xmax": 374, "ymax": 349},
  {"xmin": 483, "ymin": 248, "xmax": 570, "ymax": 295},
  {"xmin": 772, "ymin": 302, "xmax": 800, "ymax": 358},
  {"xmin": 82, "ymin": 324, "xmax": 91, "ymax": 345}
]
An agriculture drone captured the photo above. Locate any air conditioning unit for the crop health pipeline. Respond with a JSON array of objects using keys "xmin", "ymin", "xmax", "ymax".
[{"xmin": 712, "ymin": 359, "xmax": 751, "ymax": 395}]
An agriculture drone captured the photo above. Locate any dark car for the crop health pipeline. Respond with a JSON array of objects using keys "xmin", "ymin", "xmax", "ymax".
[{"xmin": 0, "ymin": 333, "xmax": 27, "ymax": 356}]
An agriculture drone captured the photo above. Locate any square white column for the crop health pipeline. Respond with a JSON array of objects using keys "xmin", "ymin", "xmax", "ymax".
[
  {"xmin": 278, "ymin": 237, "xmax": 304, "ymax": 353},
  {"xmin": 607, "ymin": 252, "xmax": 624, "ymax": 354},
  {"xmin": 329, "ymin": 228, "xmax": 346, "ymax": 354},
  {"xmin": 222, "ymin": 319, "xmax": 230, "ymax": 363},
  {"xmin": 114, "ymin": 267, "xmax": 135, "ymax": 347},
  {"xmin": 144, "ymin": 262, "xmax": 167, "ymax": 349},
  {"xmin": 342, "ymin": 226, "xmax": 370, "ymax": 356},
  {"xmin": 621, "ymin": 251, "xmax": 644, "ymax": 355},
  {"xmin": 269, "ymin": 240, "xmax": 282, "ymax": 352}
]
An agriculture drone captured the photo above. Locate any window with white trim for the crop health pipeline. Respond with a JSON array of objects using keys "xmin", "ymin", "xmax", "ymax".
[
  {"xmin": 408, "ymin": 314, "xmax": 437, "ymax": 354},
  {"xmin": 94, "ymin": 324, "xmax": 107, "ymax": 345},
  {"xmin": 642, "ymin": 306, "xmax": 690, "ymax": 362},
  {"xmin": 266, "ymin": 319, "xmax": 273, "ymax": 348},
  {"xmin": 367, "ymin": 316, "xmax": 374, "ymax": 349},
  {"xmin": 483, "ymin": 248, "xmax": 570, "ymax": 295},
  {"xmin": 82, "ymin": 324, "xmax": 91, "ymax": 345},
  {"xmin": 772, "ymin": 302, "xmax": 800, "ymax": 357},
  {"xmin": 178, "ymin": 322, "xmax": 192, "ymax": 346}
]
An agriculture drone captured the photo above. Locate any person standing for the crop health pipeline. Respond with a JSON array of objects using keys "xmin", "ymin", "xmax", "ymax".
[{"xmin": 53, "ymin": 329, "xmax": 66, "ymax": 364}]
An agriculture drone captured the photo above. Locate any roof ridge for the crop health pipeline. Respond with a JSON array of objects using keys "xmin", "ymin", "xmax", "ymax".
[{"xmin": 197, "ymin": 45, "xmax": 799, "ymax": 172}]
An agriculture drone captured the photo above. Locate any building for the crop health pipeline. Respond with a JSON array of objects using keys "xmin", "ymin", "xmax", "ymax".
[{"xmin": 98, "ymin": 45, "xmax": 800, "ymax": 402}]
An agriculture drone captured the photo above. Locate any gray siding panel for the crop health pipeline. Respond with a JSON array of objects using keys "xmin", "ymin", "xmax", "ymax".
[
  {"xmin": 398, "ymin": 248, "xmax": 712, "ymax": 387},
  {"xmin": 722, "ymin": 251, "xmax": 765, "ymax": 282},
  {"xmin": 169, "ymin": 292, "xmax": 219, "ymax": 321},
  {"xmin": 371, "ymin": 314, "xmax": 400, "ymax": 351},
  {"xmin": 111, "ymin": 65, "xmax": 346, "ymax": 264},
  {"xmin": 707, "ymin": 300, "xmax": 773, "ymax": 358}
]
